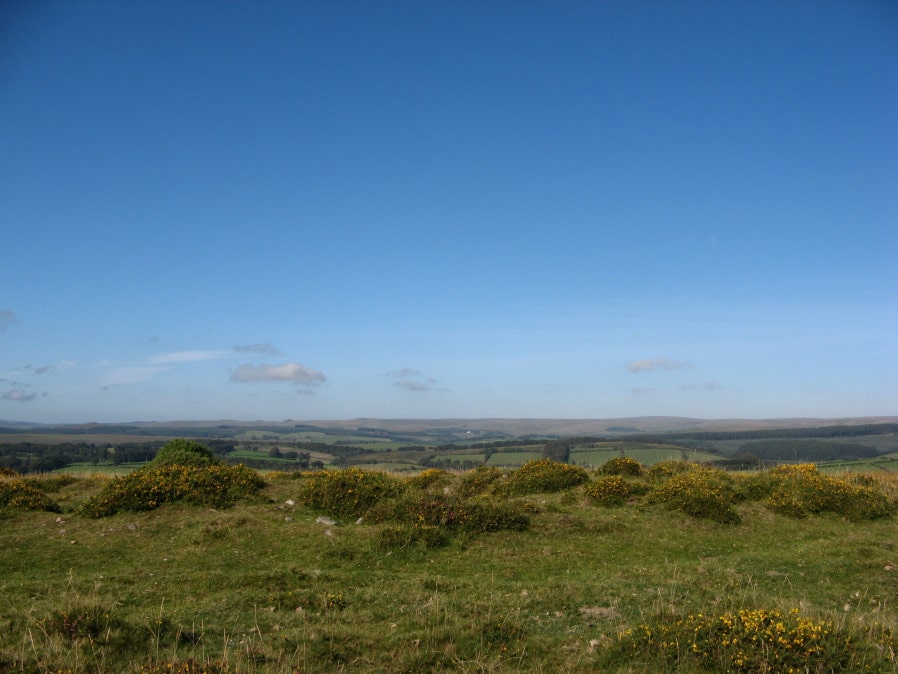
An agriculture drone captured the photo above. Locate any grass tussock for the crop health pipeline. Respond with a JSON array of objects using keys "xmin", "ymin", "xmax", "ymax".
[
  {"xmin": 600, "ymin": 607, "xmax": 894, "ymax": 672},
  {"xmin": 2, "ymin": 449, "xmax": 897, "ymax": 672}
]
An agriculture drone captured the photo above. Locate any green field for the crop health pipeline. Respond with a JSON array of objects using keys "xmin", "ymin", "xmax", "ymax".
[
  {"xmin": 571, "ymin": 447, "xmax": 720, "ymax": 467},
  {"xmin": 2, "ymin": 459, "xmax": 898, "ymax": 672},
  {"xmin": 486, "ymin": 451, "xmax": 542, "ymax": 466},
  {"xmin": 819, "ymin": 455, "xmax": 898, "ymax": 474}
]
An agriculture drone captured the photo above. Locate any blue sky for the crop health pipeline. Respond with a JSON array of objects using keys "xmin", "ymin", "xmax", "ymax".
[{"xmin": 1, "ymin": 1, "xmax": 896, "ymax": 423}]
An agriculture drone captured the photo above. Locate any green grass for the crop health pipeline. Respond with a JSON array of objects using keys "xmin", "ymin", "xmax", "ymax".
[
  {"xmin": 55, "ymin": 462, "xmax": 150, "ymax": 475},
  {"xmin": 433, "ymin": 453, "xmax": 487, "ymax": 463},
  {"xmin": 820, "ymin": 456, "xmax": 898, "ymax": 473},
  {"xmin": 486, "ymin": 451, "xmax": 542, "ymax": 466},
  {"xmin": 1, "ymin": 466, "xmax": 897, "ymax": 672},
  {"xmin": 572, "ymin": 447, "xmax": 721, "ymax": 467}
]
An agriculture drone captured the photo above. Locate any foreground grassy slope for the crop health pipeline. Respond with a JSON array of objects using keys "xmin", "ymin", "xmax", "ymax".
[{"xmin": 2, "ymin": 462, "xmax": 898, "ymax": 672}]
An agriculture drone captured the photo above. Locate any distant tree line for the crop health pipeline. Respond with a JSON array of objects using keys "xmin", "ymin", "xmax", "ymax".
[
  {"xmin": 542, "ymin": 440, "xmax": 572, "ymax": 463},
  {"xmin": 629, "ymin": 423, "xmax": 898, "ymax": 444},
  {"xmin": 736, "ymin": 440, "xmax": 881, "ymax": 462},
  {"xmin": 0, "ymin": 440, "xmax": 237, "ymax": 473}
]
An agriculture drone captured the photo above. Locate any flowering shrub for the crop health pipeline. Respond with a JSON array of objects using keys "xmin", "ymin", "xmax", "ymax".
[
  {"xmin": 387, "ymin": 492, "xmax": 531, "ymax": 533},
  {"xmin": 646, "ymin": 460, "xmax": 702, "ymax": 481},
  {"xmin": 0, "ymin": 466, "xmax": 18, "ymax": 478},
  {"xmin": 600, "ymin": 456, "xmax": 644, "ymax": 476},
  {"xmin": 602, "ymin": 608, "xmax": 863, "ymax": 672},
  {"xmin": 299, "ymin": 468, "xmax": 404, "ymax": 520},
  {"xmin": 492, "ymin": 459, "xmax": 589, "ymax": 497},
  {"xmin": 0, "ymin": 479, "xmax": 60, "ymax": 512},
  {"xmin": 584, "ymin": 475, "xmax": 643, "ymax": 506},
  {"xmin": 765, "ymin": 464, "xmax": 895, "ymax": 520},
  {"xmin": 406, "ymin": 468, "xmax": 452, "ymax": 490},
  {"xmin": 457, "ymin": 465, "xmax": 505, "ymax": 497},
  {"xmin": 646, "ymin": 467, "xmax": 741, "ymax": 524},
  {"xmin": 79, "ymin": 464, "xmax": 266, "ymax": 517}
]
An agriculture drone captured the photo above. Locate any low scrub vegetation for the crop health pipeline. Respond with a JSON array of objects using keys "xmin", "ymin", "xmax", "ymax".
[
  {"xmin": 599, "ymin": 456, "xmax": 644, "ymax": 476},
  {"xmin": 0, "ymin": 478, "xmax": 60, "ymax": 513},
  {"xmin": 489, "ymin": 458, "xmax": 589, "ymax": 496},
  {"xmin": 584, "ymin": 474, "xmax": 645, "ymax": 506},
  {"xmin": 2, "ymin": 447, "xmax": 898, "ymax": 672},
  {"xmin": 600, "ymin": 607, "xmax": 892, "ymax": 672},
  {"xmin": 78, "ymin": 439, "xmax": 267, "ymax": 517}
]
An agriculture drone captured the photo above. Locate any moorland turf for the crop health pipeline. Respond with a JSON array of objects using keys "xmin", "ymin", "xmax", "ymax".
[{"xmin": 1, "ymin": 459, "xmax": 897, "ymax": 672}]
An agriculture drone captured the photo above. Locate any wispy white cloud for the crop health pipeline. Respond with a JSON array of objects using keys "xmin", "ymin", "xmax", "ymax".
[
  {"xmin": 384, "ymin": 367, "xmax": 445, "ymax": 393},
  {"xmin": 394, "ymin": 379, "xmax": 438, "ymax": 392},
  {"xmin": 626, "ymin": 357, "xmax": 692, "ymax": 373},
  {"xmin": 1, "ymin": 389, "xmax": 44, "ymax": 402},
  {"xmin": 20, "ymin": 363, "xmax": 54, "ymax": 375},
  {"xmin": 385, "ymin": 367, "xmax": 421, "ymax": 378},
  {"xmin": 231, "ymin": 362, "xmax": 326, "ymax": 387},
  {"xmin": 0, "ymin": 310, "xmax": 17, "ymax": 331},
  {"xmin": 234, "ymin": 343, "xmax": 284, "ymax": 356},
  {"xmin": 148, "ymin": 350, "xmax": 230, "ymax": 365}
]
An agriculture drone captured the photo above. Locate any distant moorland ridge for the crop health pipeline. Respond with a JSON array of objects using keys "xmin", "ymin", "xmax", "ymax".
[{"xmin": 2, "ymin": 416, "xmax": 896, "ymax": 437}]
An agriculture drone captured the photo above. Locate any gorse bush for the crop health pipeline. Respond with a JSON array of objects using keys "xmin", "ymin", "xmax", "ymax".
[
  {"xmin": 298, "ymin": 467, "xmax": 533, "ymax": 551},
  {"xmin": 375, "ymin": 494, "xmax": 530, "ymax": 549},
  {"xmin": 457, "ymin": 465, "xmax": 505, "ymax": 497},
  {"xmin": 0, "ymin": 479, "xmax": 60, "ymax": 512},
  {"xmin": 491, "ymin": 459, "xmax": 589, "ymax": 496},
  {"xmin": 405, "ymin": 468, "xmax": 452, "ymax": 490},
  {"xmin": 589, "ymin": 461, "xmax": 896, "ymax": 525},
  {"xmin": 584, "ymin": 475, "xmax": 644, "ymax": 506},
  {"xmin": 150, "ymin": 439, "xmax": 219, "ymax": 467},
  {"xmin": 0, "ymin": 466, "xmax": 18, "ymax": 477},
  {"xmin": 646, "ymin": 460, "xmax": 703, "ymax": 481},
  {"xmin": 646, "ymin": 466, "xmax": 741, "ymax": 524},
  {"xmin": 600, "ymin": 456, "xmax": 644, "ymax": 476},
  {"xmin": 601, "ymin": 608, "xmax": 869, "ymax": 673},
  {"xmin": 298, "ymin": 468, "xmax": 404, "ymax": 520},
  {"xmin": 79, "ymin": 464, "xmax": 266, "ymax": 517},
  {"xmin": 386, "ymin": 492, "xmax": 531, "ymax": 534},
  {"xmin": 764, "ymin": 463, "xmax": 895, "ymax": 520}
]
